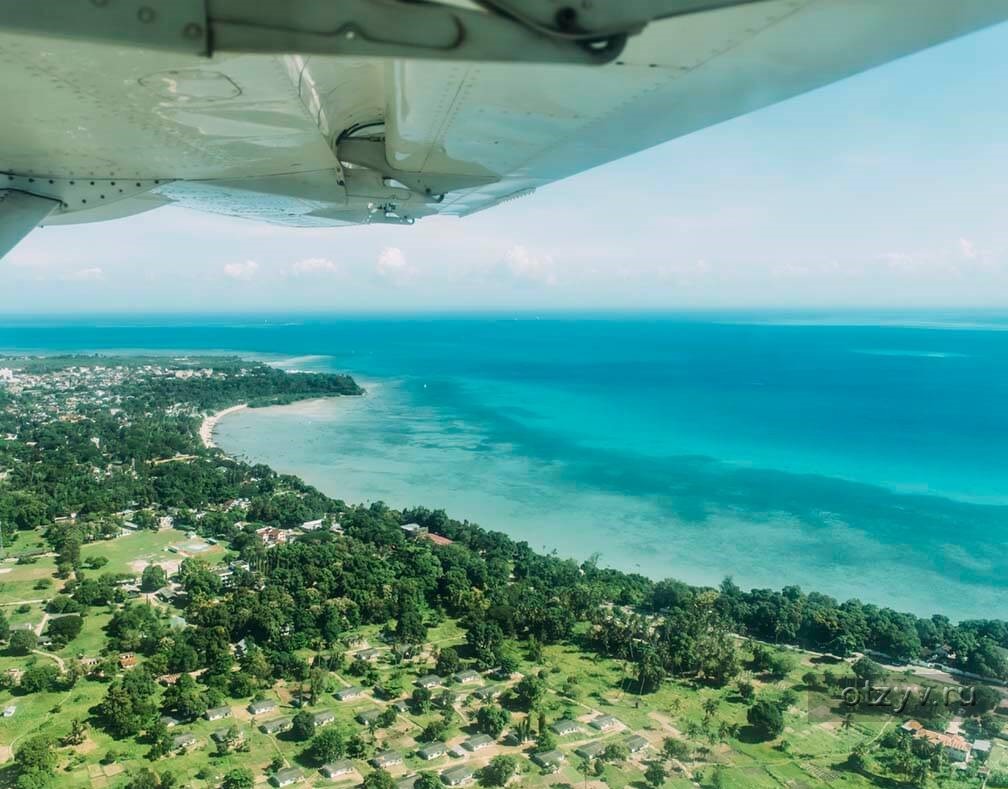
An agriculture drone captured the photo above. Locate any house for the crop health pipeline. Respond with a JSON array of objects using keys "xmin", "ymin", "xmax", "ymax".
[
  {"xmin": 973, "ymin": 740, "xmax": 992, "ymax": 760},
  {"xmin": 211, "ymin": 728, "xmax": 244, "ymax": 746},
  {"xmin": 396, "ymin": 777, "xmax": 418, "ymax": 789},
  {"xmin": 473, "ymin": 684, "xmax": 502, "ymax": 701},
  {"xmin": 575, "ymin": 741, "xmax": 606, "ymax": 760},
  {"xmin": 401, "ymin": 523, "xmax": 425, "ymax": 537},
  {"xmin": 922, "ymin": 731, "xmax": 971, "ymax": 762},
  {"xmin": 550, "ymin": 719, "xmax": 580, "ymax": 736},
  {"xmin": 335, "ymin": 685, "xmax": 366, "ymax": 701},
  {"xmin": 256, "ymin": 526, "xmax": 288, "ymax": 548},
  {"xmin": 155, "ymin": 586, "xmax": 180, "ymax": 603},
  {"xmin": 415, "ymin": 674, "xmax": 443, "ymax": 689},
  {"xmin": 248, "ymin": 698, "xmax": 278, "ymax": 715},
  {"xmin": 531, "ymin": 750, "xmax": 565, "ymax": 771},
  {"xmin": 392, "ymin": 700, "xmax": 411, "ymax": 713},
  {"xmin": 418, "ymin": 742, "xmax": 447, "ymax": 760},
  {"xmin": 356, "ymin": 709, "xmax": 381, "ymax": 725},
  {"xmin": 463, "ymin": 733, "xmax": 494, "ymax": 752},
  {"xmin": 320, "ymin": 761, "xmax": 355, "ymax": 779},
  {"xmin": 356, "ymin": 648, "xmax": 383, "ymax": 662},
  {"xmin": 300, "ymin": 518, "xmax": 325, "ymax": 531},
  {"xmin": 118, "ymin": 653, "xmax": 137, "ymax": 669},
  {"xmin": 171, "ymin": 733, "xmax": 198, "ymax": 752},
  {"xmin": 259, "ymin": 717, "xmax": 293, "ymax": 735},
  {"xmin": 441, "ymin": 765, "xmax": 474, "ymax": 786},
  {"xmin": 312, "ymin": 710, "xmax": 336, "ymax": 727},
  {"xmin": 270, "ymin": 767, "xmax": 304, "ymax": 787},
  {"xmin": 159, "ymin": 715, "xmax": 180, "ymax": 728},
  {"xmin": 452, "ymin": 669, "xmax": 481, "ymax": 685},
  {"xmin": 590, "ymin": 715, "xmax": 620, "ymax": 731},
  {"xmin": 625, "ymin": 735, "xmax": 649, "ymax": 753},
  {"xmin": 928, "ymin": 644, "xmax": 957, "ymax": 663},
  {"xmin": 901, "ymin": 720, "xmax": 924, "ymax": 734},
  {"xmin": 909, "ymin": 723, "xmax": 973, "ymax": 763},
  {"xmin": 205, "ymin": 706, "xmax": 231, "ymax": 721},
  {"xmin": 370, "ymin": 750, "xmax": 403, "ymax": 769},
  {"xmin": 422, "ymin": 532, "xmax": 453, "ymax": 546}
]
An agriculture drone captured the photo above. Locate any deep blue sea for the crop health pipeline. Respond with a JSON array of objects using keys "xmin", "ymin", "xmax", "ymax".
[{"xmin": 2, "ymin": 312, "xmax": 1006, "ymax": 620}]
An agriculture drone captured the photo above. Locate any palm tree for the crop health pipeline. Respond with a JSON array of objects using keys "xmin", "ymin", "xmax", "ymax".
[{"xmin": 702, "ymin": 698, "xmax": 718, "ymax": 722}]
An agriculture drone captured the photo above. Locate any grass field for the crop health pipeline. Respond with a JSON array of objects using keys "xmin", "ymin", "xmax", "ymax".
[{"xmin": 79, "ymin": 529, "xmax": 226, "ymax": 577}]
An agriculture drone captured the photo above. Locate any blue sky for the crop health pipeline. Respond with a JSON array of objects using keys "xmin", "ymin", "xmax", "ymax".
[{"xmin": 5, "ymin": 21, "xmax": 1008, "ymax": 313}]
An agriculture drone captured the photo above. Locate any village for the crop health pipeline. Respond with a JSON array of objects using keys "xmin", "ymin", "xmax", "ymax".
[{"xmin": 0, "ymin": 511, "xmax": 1004, "ymax": 788}]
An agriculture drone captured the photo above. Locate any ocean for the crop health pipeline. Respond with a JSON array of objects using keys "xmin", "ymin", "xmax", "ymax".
[{"xmin": 2, "ymin": 312, "xmax": 1006, "ymax": 621}]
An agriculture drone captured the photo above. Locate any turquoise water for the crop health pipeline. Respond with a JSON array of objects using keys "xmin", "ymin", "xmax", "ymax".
[{"xmin": 3, "ymin": 313, "xmax": 1007, "ymax": 620}]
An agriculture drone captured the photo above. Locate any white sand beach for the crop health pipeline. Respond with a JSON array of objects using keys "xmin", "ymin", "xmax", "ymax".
[{"xmin": 199, "ymin": 404, "xmax": 247, "ymax": 448}]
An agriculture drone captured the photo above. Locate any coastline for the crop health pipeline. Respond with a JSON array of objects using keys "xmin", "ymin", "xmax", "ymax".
[
  {"xmin": 206, "ymin": 393, "xmax": 367, "ymax": 450},
  {"xmin": 208, "ymin": 377, "xmax": 1006, "ymax": 623},
  {"xmin": 199, "ymin": 404, "xmax": 247, "ymax": 449}
]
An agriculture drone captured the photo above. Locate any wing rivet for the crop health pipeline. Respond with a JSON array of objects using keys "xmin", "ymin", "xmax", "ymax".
[
  {"xmin": 555, "ymin": 7, "xmax": 579, "ymax": 31},
  {"xmin": 183, "ymin": 23, "xmax": 203, "ymax": 40},
  {"xmin": 137, "ymin": 6, "xmax": 156, "ymax": 24}
]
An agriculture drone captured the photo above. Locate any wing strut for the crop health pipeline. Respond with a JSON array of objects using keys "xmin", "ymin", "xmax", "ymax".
[
  {"xmin": 0, "ymin": 191, "xmax": 60, "ymax": 261},
  {"xmin": 1, "ymin": 0, "xmax": 772, "ymax": 65}
]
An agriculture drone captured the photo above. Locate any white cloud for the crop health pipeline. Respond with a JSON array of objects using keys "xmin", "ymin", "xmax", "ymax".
[
  {"xmin": 501, "ymin": 245, "xmax": 557, "ymax": 286},
  {"xmin": 959, "ymin": 238, "xmax": 977, "ymax": 260},
  {"xmin": 291, "ymin": 257, "xmax": 340, "ymax": 276},
  {"xmin": 375, "ymin": 247, "xmax": 414, "ymax": 284},
  {"xmin": 64, "ymin": 267, "xmax": 104, "ymax": 282},
  {"xmin": 222, "ymin": 260, "xmax": 259, "ymax": 281}
]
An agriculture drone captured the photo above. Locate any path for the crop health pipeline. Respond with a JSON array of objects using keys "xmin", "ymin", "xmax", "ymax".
[{"xmin": 31, "ymin": 647, "xmax": 65, "ymax": 671}]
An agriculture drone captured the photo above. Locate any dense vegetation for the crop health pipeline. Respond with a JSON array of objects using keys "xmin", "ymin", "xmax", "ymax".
[{"xmin": 0, "ymin": 355, "xmax": 1004, "ymax": 789}]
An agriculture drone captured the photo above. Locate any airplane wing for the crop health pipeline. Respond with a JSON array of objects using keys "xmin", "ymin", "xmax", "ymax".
[{"xmin": 2, "ymin": 0, "xmax": 1007, "ymax": 259}]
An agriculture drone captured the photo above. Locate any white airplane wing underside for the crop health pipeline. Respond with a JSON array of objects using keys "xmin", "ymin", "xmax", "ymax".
[{"xmin": 1, "ymin": 0, "xmax": 1007, "ymax": 257}]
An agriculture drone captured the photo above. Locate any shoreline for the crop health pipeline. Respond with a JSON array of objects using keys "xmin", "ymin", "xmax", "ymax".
[
  {"xmin": 199, "ymin": 404, "xmax": 247, "ymax": 449},
  {"xmin": 207, "ymin": 381, "xmax": 1003, "ymax": 624},
  {"xmin": 204, "ymin": 393, "xmax": 367, "ymax": 450}
]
